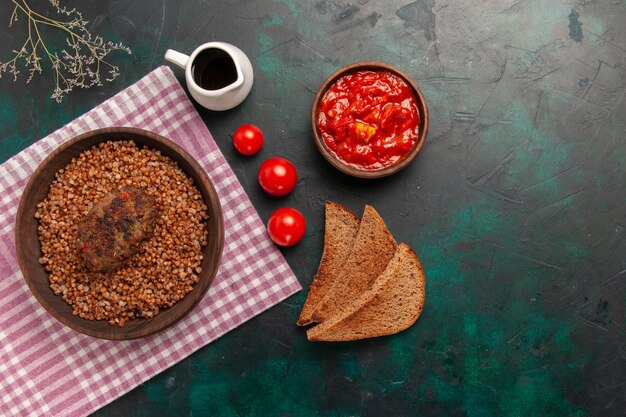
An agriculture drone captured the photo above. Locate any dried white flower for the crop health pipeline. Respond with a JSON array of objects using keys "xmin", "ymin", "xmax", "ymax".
[{"xmin": 0, "ymin": 0, "xmax": 132, "ymax": 102}]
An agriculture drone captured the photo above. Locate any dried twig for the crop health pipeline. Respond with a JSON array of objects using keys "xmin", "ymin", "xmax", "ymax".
[{"xmin": 0, "ymin": 0, "xmax": 131, "ymax": 102}]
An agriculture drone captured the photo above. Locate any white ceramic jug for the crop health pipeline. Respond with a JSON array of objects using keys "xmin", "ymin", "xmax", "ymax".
[{"xmin": 165, "ymin": 42, "xmax": 254, "ymax": 111}]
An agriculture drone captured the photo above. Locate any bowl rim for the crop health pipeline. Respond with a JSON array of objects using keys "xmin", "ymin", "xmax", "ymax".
[
  {"xmin": 311, "ymin": 61, "xmax": 429, "ymax": 179},
  {"xmin": 15, "ymin": 127, "xmax": 225, "ymax": 340}
]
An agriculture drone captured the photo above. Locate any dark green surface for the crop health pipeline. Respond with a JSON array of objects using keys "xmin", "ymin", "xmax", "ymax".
[{"xmin": 1, "ymin": 1, "xmax": 625, "ymax": 416}]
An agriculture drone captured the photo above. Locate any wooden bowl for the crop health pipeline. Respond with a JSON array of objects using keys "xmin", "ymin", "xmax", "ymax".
[
  {"xmin": 311, "ymin": 62, "xmax": 429, "ymax": 178},
  {"xmin": 15, "ymin": 127, "xmax": 224, "ymax": 340}
]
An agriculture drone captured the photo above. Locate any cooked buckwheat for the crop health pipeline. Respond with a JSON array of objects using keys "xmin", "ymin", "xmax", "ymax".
[{"xmin": 35, "ymin": 141, "xmax": 209, "ymax": 326}]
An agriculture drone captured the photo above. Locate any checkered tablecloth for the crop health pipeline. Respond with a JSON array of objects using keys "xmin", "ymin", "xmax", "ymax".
[{"xmin": 0, "ymin": 66, "xmax": 301, "ymax": 417}]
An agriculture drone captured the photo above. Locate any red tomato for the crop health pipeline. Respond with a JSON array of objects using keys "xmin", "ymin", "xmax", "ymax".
[
  {"xmin": 267, "ymin": 207, "xmax": 306, "ymax": 246},
  {"xmin": 233, "ymin": 124, "xmax": 264, "ymax": 155},
  {"xmin": 258, "ymin": 157, "xmax": 297, "ymax": 196}
]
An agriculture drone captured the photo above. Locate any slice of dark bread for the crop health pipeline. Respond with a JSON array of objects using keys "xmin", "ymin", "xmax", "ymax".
[
  {"xmin": 297, "ymin": 202, "xmax": 360, "ymax": 326},
  {"xmin": 307, "ymin": 243, "xmax": 426, "ymax": 341},
  {"xmin": 311, "ymin": 205, "xmax": 397, "ymax": 323}
]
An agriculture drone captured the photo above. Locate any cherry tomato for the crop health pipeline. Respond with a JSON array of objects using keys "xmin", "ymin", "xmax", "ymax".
[
  {"xmin": 233, "ymin": 124, "xmax": 264, "ymax": 155},
  {"xmin": 258, "ymin": 157, "xmax": 297, "ymax": 196},
  {"xmin": 267, "ymin": 207, "xmax": 306, "ymax": 246}
]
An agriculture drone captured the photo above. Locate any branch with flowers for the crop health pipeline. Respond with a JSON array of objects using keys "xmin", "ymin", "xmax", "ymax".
[{"xmin": 0, "ymin": 0, "xmax": 131, "ymax": 102}]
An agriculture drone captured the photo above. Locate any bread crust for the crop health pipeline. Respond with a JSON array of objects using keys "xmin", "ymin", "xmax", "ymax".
[
  {"xmin": 297, "ymin": 201, "xmax": 360, "ymax": 326},
  {"xmin": 307, "ymin": 243, "xmax": 426, "ymax": 342},
  {"xmin": 311, "ymin": 205, "xmax": 397, "ymax": 323}
]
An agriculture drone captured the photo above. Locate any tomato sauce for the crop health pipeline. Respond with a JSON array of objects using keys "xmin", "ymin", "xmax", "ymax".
[{"xmin": 318, "ymin": 70, "xmax": 420, "ymax": 170}]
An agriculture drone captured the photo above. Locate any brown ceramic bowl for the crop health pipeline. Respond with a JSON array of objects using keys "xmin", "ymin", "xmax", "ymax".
[
  {"xmin": 15, "ymin": 127, "xmax": 224, "ymax": 340},
  {"xmin": 311, "ymin": 62, "xmax": 429, "ymax": 178}
]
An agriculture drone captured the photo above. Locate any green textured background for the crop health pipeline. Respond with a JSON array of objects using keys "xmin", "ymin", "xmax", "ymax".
[{"xmin": 1, "ymin": 0, "xmax": 624, "ymax": 416}]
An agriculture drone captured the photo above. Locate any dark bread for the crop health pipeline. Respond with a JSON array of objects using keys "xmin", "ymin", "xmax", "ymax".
[
  {"xmin": 307, "ymin": 243, "xmax": 426, "ymax": 341},
  {"xmin": 311, "ymin": 205, "xmax": 397, "ymax": 323},
  {"xmin": 297, "ymin": 201, "xmax": 360, "ymax": 326}
]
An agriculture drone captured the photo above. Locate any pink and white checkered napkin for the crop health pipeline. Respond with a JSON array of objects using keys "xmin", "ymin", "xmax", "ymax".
[{"xmin": 0, "ymin": 66, "xmax": 301, "ymax": 417}]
